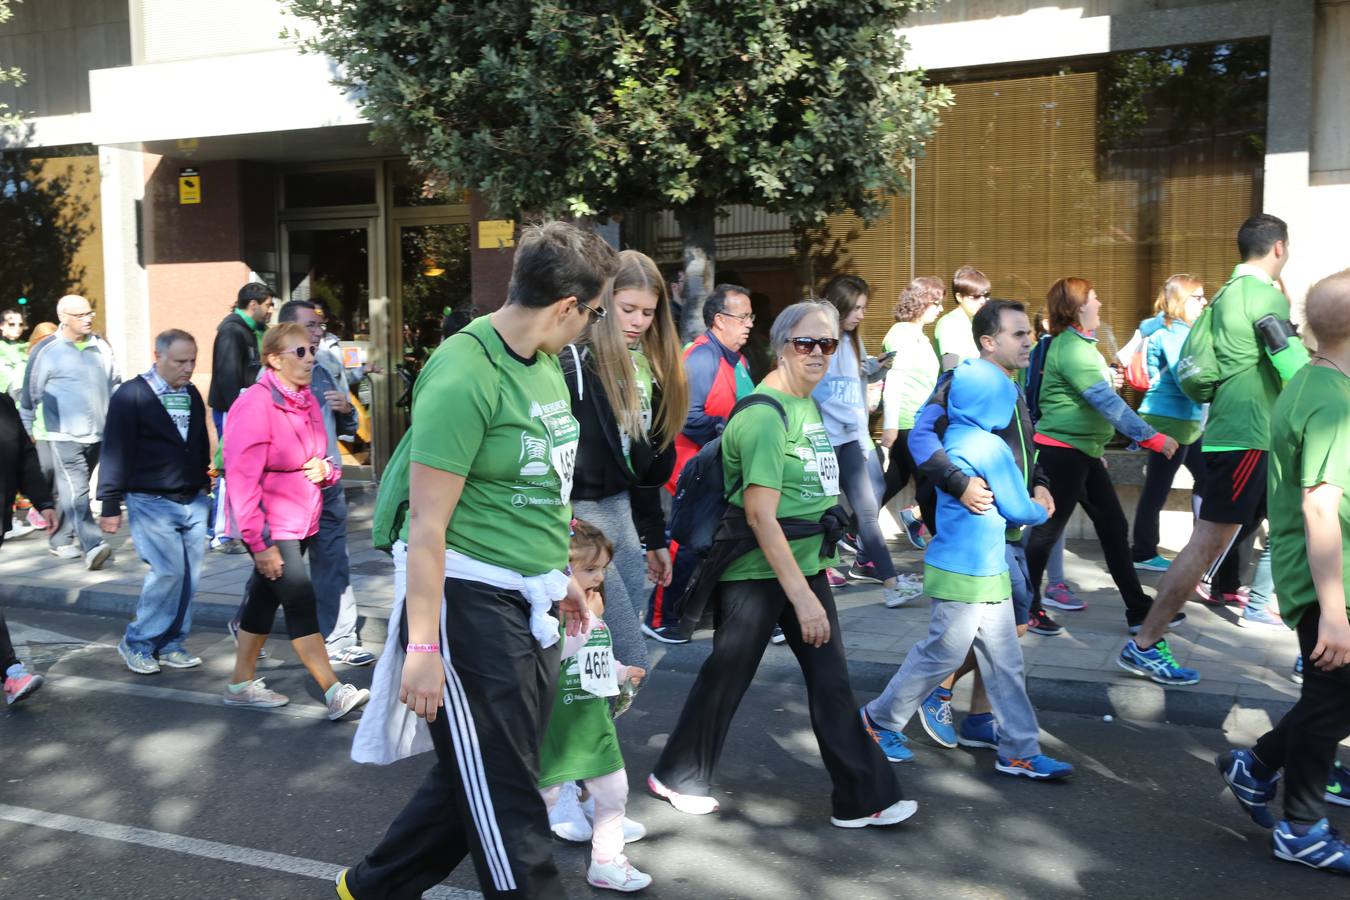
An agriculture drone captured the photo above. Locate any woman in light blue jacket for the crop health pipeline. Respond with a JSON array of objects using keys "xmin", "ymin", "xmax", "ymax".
[{"xmin": 1130, "ymin": 274, "xmax": 1207, "ymax": 571}]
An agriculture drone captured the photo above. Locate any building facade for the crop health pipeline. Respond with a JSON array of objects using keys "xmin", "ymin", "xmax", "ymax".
[{"xmin": 3, "ymin": 0, "xmax": 1345, "ymax": 475}]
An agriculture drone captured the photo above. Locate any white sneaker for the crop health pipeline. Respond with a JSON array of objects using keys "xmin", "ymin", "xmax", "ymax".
[
  {"xmin": 884, "ymin": 574, "xmax": 924, "ymax": 608},
  {"xmin": 117, "ymin": 640, "xmax": 160, "ymax": 675},
  {"xmin": 6, "ymin": 518, "xmax": 34, "ymax": 539},
  {"xmin": 49, "ymin": 544, "xmax": 81, "ymax": 560},
  {"xmin": 586, "ymin": 855, "xmax": 652, "ymax": 893},
  {"xmin": 223, "ymin": 679, "xmax": 289, "ymax": 709},
  {"xmin": 84, "ymin": 543, "xmax": 112, "ymax": 571},
  {"xmin": 830, "ymin": 798, "xmax": 919, "ymax": 829},
  {"xmin": 581, "ymin": 793, "xmax": 647, "ymax": 842},
  {"xmin": 326, "ymin": 683, "xmax": 370, "ymax": 721},
  {"xmin": 549, "ymin": 781, "xmax": 593, "ymax": 842},
  {"xmin": 647, "ymin": 773, "xmax": 718, "ymax": 815},
  {"xmin": 159, "ymin": 650, "xmax": 202, "ymax": 669}
]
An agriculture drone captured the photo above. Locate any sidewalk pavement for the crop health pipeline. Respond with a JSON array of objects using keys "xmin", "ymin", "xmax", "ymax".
[{"xmin": 0, "ymin": 488, "xmax": 1301, "ymax": 731}]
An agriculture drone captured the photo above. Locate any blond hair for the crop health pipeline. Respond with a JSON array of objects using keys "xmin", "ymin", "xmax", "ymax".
[
  {"xmin": 1153, "ymin": 274, "xmax": 1204, "ymax": 325},
  {"xmin": 261, "ymin": 322, "xmax": 309, "ymax": 365}
]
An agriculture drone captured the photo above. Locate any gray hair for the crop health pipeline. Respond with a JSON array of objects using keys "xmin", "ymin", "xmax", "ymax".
[
  {"xmin": 154, "ymin": 328, "xmax": 196, "ymax": 355},
  {"xmin": 769, "ymin": 300, "xmax": 840, "ymax": 353}
]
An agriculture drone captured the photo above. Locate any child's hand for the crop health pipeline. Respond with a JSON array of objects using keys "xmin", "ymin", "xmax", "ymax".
[
  {"xmin": 626, "ymin": 667, "xmax": 646, "ymax": 684},
  {"xmin": 1313, "ymin": 614, "xmax": 1350, "ymax": 671}
]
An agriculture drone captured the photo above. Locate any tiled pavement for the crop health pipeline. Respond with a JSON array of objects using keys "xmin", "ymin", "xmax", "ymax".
[{"xmin": 1, "ymin": 488, "xmax": 1301, "ymax": 719}]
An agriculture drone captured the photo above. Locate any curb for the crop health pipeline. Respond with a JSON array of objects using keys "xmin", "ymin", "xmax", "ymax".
[{"xmin": 3, "ymin": 579, "xmax": 1294, "ymax": 730}]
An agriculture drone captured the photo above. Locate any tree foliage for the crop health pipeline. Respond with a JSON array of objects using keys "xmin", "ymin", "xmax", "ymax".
[{"xmin": 289, "ymin": 1, "xmax": 952, "ymax": 331}]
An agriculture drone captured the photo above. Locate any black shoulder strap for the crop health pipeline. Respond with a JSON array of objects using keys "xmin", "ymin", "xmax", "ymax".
[{"xmin": 727, "ymin": 393, "xmax": 787, "ymax": 427}]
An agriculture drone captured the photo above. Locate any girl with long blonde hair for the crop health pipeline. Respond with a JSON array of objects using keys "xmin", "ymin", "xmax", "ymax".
[{"xmin": 562, "ymin": 249, "xmax": 690, "ymax": 678}]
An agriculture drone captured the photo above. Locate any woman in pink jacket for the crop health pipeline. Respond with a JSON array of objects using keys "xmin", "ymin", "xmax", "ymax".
[{"xmin": 222, "ymin": 322, "xmax": 369, "ymax": 720}]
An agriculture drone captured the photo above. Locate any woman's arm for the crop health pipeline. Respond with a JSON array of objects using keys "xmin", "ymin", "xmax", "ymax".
[{"xmin": 743, "ymin": 485, "xmax": 830, "ymax": 647}]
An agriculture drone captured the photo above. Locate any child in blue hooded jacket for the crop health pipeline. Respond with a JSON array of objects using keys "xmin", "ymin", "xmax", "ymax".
[{"xmin": 862, "ymin": 358, "xmax": 1074, "ymax": 780}]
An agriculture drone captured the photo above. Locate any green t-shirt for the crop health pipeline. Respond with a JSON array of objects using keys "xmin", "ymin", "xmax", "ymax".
[
  {"xmin": 403, "ymin": 316, "xmax": 580, "ymax": 576},
  {"xmin": 537, "ymin": 621, "xmax": 624, "ymax": 787},
  {"xmin": 1267, "ymin": 365, "xmax": 1350, "ymax": 628},
  {"xmin": 622, "ymin": 347, "xmax": 654, "ymax": 471},
  {"xmin": 934, "ymin": 307, "xmax": 978, "ymax": 364},
  {"xmin": 1036, "ymin": 329, "xmax": 1116, "ymax": 458},
  {"xmin": 721, "ymin": 386, "xmax": 841, "ymax": 582},
  {"xmin": 1204, "ymin": 266, "xmax": 1294, "ymax": 452}
]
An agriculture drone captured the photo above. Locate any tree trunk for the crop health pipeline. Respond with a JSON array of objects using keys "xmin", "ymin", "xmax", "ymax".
[{"xmin": 676, "ymin": 201, "xmax": 716, "ymax": 342}]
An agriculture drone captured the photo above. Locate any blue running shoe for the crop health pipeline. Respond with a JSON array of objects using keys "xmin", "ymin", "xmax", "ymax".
[
  {"xmin": 1292, "ymin": 655, "xmax": 1304, "ymax": 685},
  {"xmin": 995, "ymin": 754, "xmax": 1074, "ymax": 780},
  {"xmin": 1272, "ymin": 818, "xmax": 1350, "ymax": 873},
  {"xmin": 1132, "ymin": 554, "xmax": 1172, "ymax": 572},
  {"xmin": 1215, "ymin": 749, "xmax": 1280, "ymax": 828},
  {"xmin": 919, "ymin": 688, "xmax": 957, "ymax": 749},
  {"xmin": 1327, "ymin": 761, "xmax": 1350, "ymax": 808},
  {"xmin": 957, "ymin": 712, "xmax": 999, "ymax": 750},
  {"xmin": 860, "ymin": 707, "xmax": 913, "ymax": 763},
  {"xmin": 1117, "ymin": 639, "xmax": 1200, "ymax": 686},
  {"xmin": 899, "ymin": 507, "xmax": 928, "ymax": 550}
]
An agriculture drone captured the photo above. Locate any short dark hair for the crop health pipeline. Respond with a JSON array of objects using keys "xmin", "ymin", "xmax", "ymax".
[
  {"xmin": 1237, "ymin": 214, "xmax": 1288, "ymax": 261},
  {"xmin": 236, "ymin": 282, "xmax": 274, "ymax": 309},
  {"xmin": 973, "ymin": 299, "xmax": 1027, "ymax": 343},
  {"xmin": 154, "ymin": 328, "xmax": 196, "ymax": 355},
  {"xmin": 702, "ymin": 283, "xmax": 751, "ymax": 328},
  {"xmin": 507, "ymin": 221, "xmax": 619, "ymax": 309},
  {"xmin": 277, "ymin": 299, "xmax": 316, "ymax": 323}
]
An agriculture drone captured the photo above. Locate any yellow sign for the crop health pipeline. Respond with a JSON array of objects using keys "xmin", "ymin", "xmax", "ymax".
[
  {"xmin": 478, "ymin": 219, "xmax": 515, "ymax": 249},
  {"xmin": 178, "ymin": 167, "xmax": 201, "ymax": 205}
]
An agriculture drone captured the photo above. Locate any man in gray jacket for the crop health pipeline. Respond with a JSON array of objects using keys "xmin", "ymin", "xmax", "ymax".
[{"xmin": 20, "ymin": 295, "xmax": 120, "ymax": 569}]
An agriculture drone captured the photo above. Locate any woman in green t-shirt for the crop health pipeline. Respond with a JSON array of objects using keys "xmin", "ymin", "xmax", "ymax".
[
  {"xmin": 648, "ymin": 301, "xmax": 913, "ymax": 830},
  {"xmin": 1024, "ymin": 277, "xmax": 1180, "ymax": 634},
  {"xmin": 343, "ymin": 223, "xmax": 618, "ymax": 899}
]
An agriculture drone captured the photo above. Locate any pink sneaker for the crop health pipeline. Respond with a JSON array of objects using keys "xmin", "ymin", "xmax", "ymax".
[
  {"xmin": 826, "ymin": 567, "xmax": 848, "ymax": 588},
  {"xmin": 4, "ymin": 669, "xmax": 45, "ymax": 705},
  {"xmin": 1042, "ymin": 581, "xmax": 1086, "ymax": 612}
]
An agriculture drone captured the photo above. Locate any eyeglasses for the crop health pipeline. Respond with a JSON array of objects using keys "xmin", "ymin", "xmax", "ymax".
[
  {"xmin": 62, "ymin": 311, "xmax": 96, "ymax": 320},
  {"xmin": 789, "ymin": 337, "xmax": 839, "ymax": 356},
  {"xmin": 280, "ymin": 345, "xmax": 312, "ymax": 359},
  {"xmin": 579, "ymin": 301, "xmax": 607, "ymax": 322},
  {"xmin": 718, "ymin": 311, "xmax": 756, "ymax": 325}
]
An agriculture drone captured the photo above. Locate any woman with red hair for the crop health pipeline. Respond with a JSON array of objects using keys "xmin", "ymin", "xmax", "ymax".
[{"xmin": 1023, "ymin": 278, "xmax": 1180, "ymax": 635}]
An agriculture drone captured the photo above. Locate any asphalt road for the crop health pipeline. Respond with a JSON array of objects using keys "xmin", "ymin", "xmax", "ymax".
[{"xmin": 1, "ymin": 607, "xmax": 1342, "ymax": 899}]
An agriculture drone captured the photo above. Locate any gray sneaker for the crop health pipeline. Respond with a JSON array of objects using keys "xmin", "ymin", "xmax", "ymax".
[
  {"xmin": 159, "ymin": 650, "xmax": 202, "ymax": 669},
  {"xmin": 85, "ymin": 543, "xmax": 113, "ymax": 570},
  {"xmin": 49, "ymin": 544, "xmax": 82, "ymax": 560},
  {"xmin": 326, "ymin": 683, "xmax": 371, "ymax": 721},
  {"xmin": 223, "ymin": 679, "xmax": 289, "ymax": 709},
  {"xmin": 117, "ymin": 640, "xmax": 160, "ymax": 675}
]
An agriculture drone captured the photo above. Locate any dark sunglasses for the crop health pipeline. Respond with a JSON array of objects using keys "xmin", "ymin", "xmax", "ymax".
[
  {"xmin": 279, "ymin": 345, "xmax": 312, "ymax": 359},
  {"xmin": 790, "ymin": 337, "xmax": 839, "ymax": 356},
  {"xmin": 579, "ymin": 301, "xmax": 607, "ymax": 321}
]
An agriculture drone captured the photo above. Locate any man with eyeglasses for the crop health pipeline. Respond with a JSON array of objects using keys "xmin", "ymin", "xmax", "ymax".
[
  {"xmin": 19, "ymin": 294, "xmax": 121, "ymax": 569},
  {"xmin": 935, "ymin": 266, "xmax": 992, "ymax": 371},
  {"xmin": 643, "ymin": 284, "xmax": 755, "ymax": 644}
]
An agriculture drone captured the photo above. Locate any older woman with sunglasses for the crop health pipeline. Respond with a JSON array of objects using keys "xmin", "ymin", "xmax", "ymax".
[
  {"xmin": 221, "ymin": 322, "xmax": 369, "ymax": 719},
  {"xmin": 648, "ymin": 301, "xmax": 913, "ymax": 830}
]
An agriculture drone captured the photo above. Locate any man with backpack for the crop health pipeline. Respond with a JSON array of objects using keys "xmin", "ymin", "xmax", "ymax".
[{"xmin": 1120, "ymin": 214, "xmax": 1309, "ymax": 685}]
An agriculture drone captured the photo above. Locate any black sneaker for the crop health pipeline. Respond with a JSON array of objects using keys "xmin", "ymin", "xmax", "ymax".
[
  {"xmin": 1126, "ymin": 611, "xmax": 1187, "ymax": 636},
  {"xmin": 641, "ymin": 623, "xmax": 689, "ymax": 645},
  {"xmin": 1027, "ymin": 608, "xmax": 1064, "ymax": 636}
]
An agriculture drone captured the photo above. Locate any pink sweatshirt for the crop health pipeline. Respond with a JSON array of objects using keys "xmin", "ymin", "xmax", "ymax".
[{"xmin": 223, "ymin": 370, "xmax": 340, "ymax": 553}]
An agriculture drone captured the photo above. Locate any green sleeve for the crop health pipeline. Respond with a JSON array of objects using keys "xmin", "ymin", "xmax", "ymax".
[
  {"xmin": 1058, "ymin": 335, "xmax": 1108, "ymax": 394},
  {"xmin": 1299, "ymin": 396, "xmax": 1350, "ymax": 491},
  {"xmin": 1269, "ymin": 334, "xmax": 1310, "ymax": 384},
  {"xmin": 934, "ymin": 314, "xmax": 957, "ymax": 356},
  {"xmin": 726, "ymin": 403, "xmax": 789, "ymax": 493},
  {"xmin": 408, "ymin": 344, "xmax": 495, "ymax": 476}
]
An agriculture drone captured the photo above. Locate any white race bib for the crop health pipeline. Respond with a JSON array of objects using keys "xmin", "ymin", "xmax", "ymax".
[
  {"xmin": 578, "ymin": 640, "xmax": 618, "ymax": 698},
  {"xmin": 816, "ymin": 449, "xmax": 840, "ymax": 496},
  {"xmin": 552, "ymin": 440, "xmax": 578, "ymax": 503}
]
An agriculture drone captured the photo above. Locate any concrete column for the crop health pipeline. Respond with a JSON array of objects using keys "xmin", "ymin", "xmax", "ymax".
[{"xmin": 98, "ymin": 145, "xmax": 151, "ymax": 372}]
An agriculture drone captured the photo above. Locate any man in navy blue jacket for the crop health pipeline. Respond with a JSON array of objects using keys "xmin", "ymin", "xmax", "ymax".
[{"xmin": 97, "ymin": 329, "xmax": 212, "ymax": 676}]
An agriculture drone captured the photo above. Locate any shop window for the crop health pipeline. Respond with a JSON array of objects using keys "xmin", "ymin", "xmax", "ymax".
[{"xmin": 283, "ymin": 168, "xmax": 377, "ymax": 208}]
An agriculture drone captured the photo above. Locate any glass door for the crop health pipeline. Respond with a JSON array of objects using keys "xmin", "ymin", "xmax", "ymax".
[{"xmin": 281, "ymin": 220, "xmax": 378, "ymax": 479}]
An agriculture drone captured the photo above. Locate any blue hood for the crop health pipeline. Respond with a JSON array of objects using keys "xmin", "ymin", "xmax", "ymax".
[
  {"xmin": 1138, "ymin": 312, "xmax": 1167, "ymax": 338},
  {"xmin": 948, "ymin": 358, "xmax": 1015, "ymax": 433}
]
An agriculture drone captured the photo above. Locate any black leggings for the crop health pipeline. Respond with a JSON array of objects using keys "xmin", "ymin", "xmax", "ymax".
[
  {"xmin": 1025, "ymin": 444, "xmax": 1153, "ymax": 627},
  {"xmin": 0, "ymin": 605, "xmax": 18, "ymax": 672},
  {"xmin": 881, "ymin": 430, "xmax": 916, "ymax": 508},
  {"xmin": 239, "ymin": 538, "xmax": 321, "ymax": 640},
  {"xmin": 1131, "ymin": 441, "xmax": 1206, "ymax": 562}
]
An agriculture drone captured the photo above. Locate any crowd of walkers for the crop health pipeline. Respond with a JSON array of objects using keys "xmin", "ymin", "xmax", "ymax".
[{"xmin": 2, "ymin": 212, "xmax": 1349, "ymax": 892}]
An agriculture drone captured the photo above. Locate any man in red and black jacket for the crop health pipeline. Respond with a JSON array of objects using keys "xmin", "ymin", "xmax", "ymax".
[{"xmin": 644, "ymin": 284, "xmax": 755, "ymax": 643}]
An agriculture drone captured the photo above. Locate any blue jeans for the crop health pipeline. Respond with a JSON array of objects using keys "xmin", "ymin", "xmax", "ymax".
[
  {"xmin": 122, "ymin": 492, "xmax": 210, "ymax": 657},
  {"xmin": 837, "ymin": 440, "xmax": 895, "ymax": 580},
  {"xmin": 312, "ymin": 483, "xmax": 358, "ymax": 652},
  {"xmin": 867, "ymin": 595, "xmax": 1041, "ymax": 758}
]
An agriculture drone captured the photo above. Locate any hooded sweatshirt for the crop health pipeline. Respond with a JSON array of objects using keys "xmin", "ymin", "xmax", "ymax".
[
  {"xmin": 1136, "ymin": 313, "xmax": 1203, "ymax": 444},
  {"xmin": 222, "ymin": 368, "xmax": 341, "ymax": 552},
  {"xmin": 922, "ymin": 359, "xmax": 1049, "ymax": 603}
]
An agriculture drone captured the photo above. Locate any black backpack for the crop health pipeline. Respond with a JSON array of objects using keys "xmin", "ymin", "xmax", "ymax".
[{"xmin": 667, "ymin": 394, "xmax": 787, "ymax": 557}]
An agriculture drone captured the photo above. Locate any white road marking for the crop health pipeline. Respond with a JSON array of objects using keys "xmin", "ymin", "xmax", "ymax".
[
  {"xmin": 0, "ymin": 803, "xmax": 481, "ymax": 899},
  {"xmin": 46, "ymin": 673, "xmax": 332, "ymax": 721}
]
